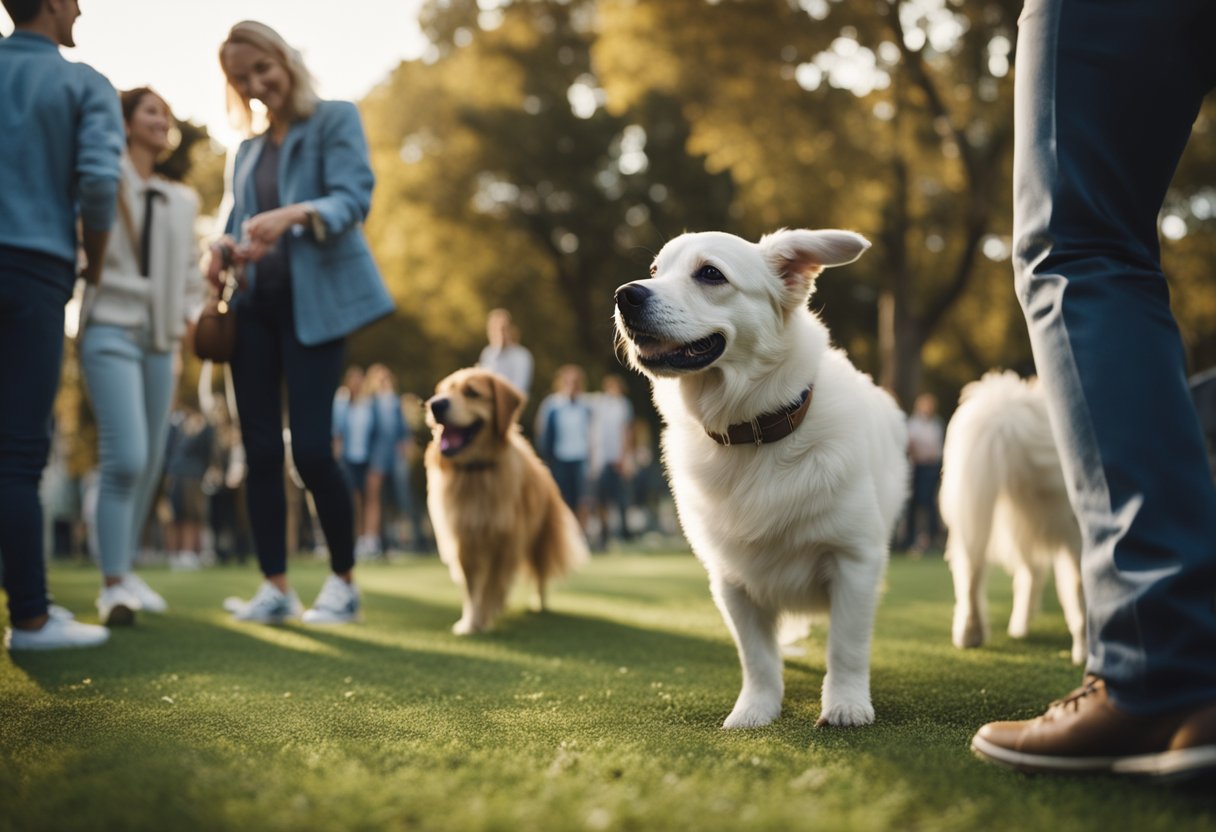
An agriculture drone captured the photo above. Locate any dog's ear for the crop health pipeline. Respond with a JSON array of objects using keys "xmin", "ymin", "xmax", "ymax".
[
  {"xmin": 760, "ymin": 228, "xmax": 871, "ymax": 302},
  {"xmin": 490, "ymin": 374, "xmax": 525, "ymax": 440}
]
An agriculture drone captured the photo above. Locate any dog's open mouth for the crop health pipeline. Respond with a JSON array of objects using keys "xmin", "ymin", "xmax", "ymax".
[
  {"xmin": 439, "ymin": 420, "xmax": 483, "ymax": 457},
  {"xmin": 632, "ymin": 331, "xmax": 727, "ymax": 372}
]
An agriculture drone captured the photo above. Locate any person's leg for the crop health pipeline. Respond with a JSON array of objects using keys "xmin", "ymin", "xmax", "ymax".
[
  {"xmin": 281, "ymin": 322, "xmax": 360, "ymax": 624},
  {"xmin": 79, "ymin": 326, "xmax": 150, "ymax": 583},
  {"xmin": 615, "ymin": 470, "xmax": 632, "ymax": 541},
  {"xmin": 912, "ymin": 465, "xmax": 937, "ymax": 550},
  {"xmin": 228, "ymin": 299, "xmax": 289, "ymax": 581},
  {"xmin": 281, "ymin": 324, "xmax": 354, "ymax": 577},
  {"xmin": 0, "ymin": 262, "xmax": 71, "ymax": 627},
  {"xmin": 899, "ymin": 476, "xmax": 921, "ymax": 551},
  {"xmin": 363, "ymin": 469, "xmax": 384, "ymax": 550},
  {"xmin": 129, "ymin": 346, "xmax": 175, "ymax": 573},
  {"xmin": 1013, "ymin": 0, "xmax": 1216, "ymax": 714},
  {"xmin": 923, "ymin": 467, "xmax": 940, "ymax": 546},
  {"xmin": 557, "ymin": 461, "xmax": 579, "ymax": 513}
]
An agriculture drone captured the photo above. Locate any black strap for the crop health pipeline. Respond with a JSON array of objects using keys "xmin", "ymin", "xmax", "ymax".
[{"xmin": 139, "ymin": 188, "xmax": 166, "ymax": 277}]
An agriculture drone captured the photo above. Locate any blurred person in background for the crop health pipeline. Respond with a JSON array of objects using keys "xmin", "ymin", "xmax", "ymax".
[
  {"xmin": 163, "ymin": 404, "xmax": 214, "ymax": 572},
  {"xmin": 392, "ymin": 391, "xmax": 431, "ymax": 553},
  {"xmin": 590, "ymin": 374, "xmax": 634, "ymax": 551},
  {"xmin": 536, "ymin": 364, "xmax": 593, "ymax": 535},
  {"xmin": 478, "ymin": 308, "xmax": 533, "ymax": 400},
  {"xmin": 361, "ymin": 363, "xmax": 407, "ymax": 559},
  {"xmin": 899, "ymin": 393, "xmax": 944, "ymax": 554}
]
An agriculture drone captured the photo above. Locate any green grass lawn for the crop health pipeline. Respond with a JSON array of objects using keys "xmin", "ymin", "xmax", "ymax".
[{"xmin": 2, "ymin": 552, "xmax": 1213, "ymax": 831}]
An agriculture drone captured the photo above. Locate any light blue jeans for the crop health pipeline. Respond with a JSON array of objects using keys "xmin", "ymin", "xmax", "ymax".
[{"xmin": 79, "ymin": 324, "xmax": 175, "ymax": 578}]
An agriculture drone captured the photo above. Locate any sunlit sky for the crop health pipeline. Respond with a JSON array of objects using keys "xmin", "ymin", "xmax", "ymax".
[{"xmin": 1, "ymin": 0, "xmax": 430, "ymax": 146}]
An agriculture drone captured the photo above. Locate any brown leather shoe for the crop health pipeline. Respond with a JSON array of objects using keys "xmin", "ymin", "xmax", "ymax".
[{"xmin": 972, "ymin": 676, "xmax": 1216, "ymax": 779}]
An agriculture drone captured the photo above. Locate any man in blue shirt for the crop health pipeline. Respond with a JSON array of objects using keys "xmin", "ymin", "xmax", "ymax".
[{"xmin": 1, "ymin": 0, "xmax": 123, "ymax": 650}]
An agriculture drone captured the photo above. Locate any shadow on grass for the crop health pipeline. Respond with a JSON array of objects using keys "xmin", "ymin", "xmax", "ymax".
[{"xmin": 8, "ymin": 589, "xmax": 739, "ymax": 706}]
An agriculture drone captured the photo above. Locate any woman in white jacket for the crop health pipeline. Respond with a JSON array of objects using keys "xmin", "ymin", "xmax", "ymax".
[{"xmin": 79, "ymin": 87, "xmax": 205, "ymax": 626}]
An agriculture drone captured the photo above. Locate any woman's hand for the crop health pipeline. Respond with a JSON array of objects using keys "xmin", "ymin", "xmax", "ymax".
[
  {"xmin": 205, "ymin": 236, "xmax": 240, "ymax": 290},
  {"xmin": 239, "ymin": 204, "xmax": 311, "ymax": 262}
]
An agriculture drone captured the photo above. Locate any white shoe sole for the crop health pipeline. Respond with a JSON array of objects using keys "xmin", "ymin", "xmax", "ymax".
[
  {"xmin": 300, "ymin": 612, "xmax": 360, "ymax": 625},
  {"xmin": 971, "ymin": 734, "xmax": 1216, "ymax": 780}
]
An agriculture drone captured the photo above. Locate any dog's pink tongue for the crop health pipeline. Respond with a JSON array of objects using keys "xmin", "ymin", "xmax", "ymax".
[
  {"xmin": 638, "ymin": 337, "xmax": 682, "ymax": 358},
  {"xmin": 440, "ymin": 426, "xmax": 465, "ymax": 452}
]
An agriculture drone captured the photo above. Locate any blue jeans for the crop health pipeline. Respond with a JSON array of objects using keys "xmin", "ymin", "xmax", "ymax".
[
  {"xmin": 550, "ymin": 459, "xmax": 586, "ymax": 514},
  {"xmin": 901, "ymin": 463, "xmax": 940, "ymax": 549},
  {"xmin": 79, "ymin": 324, "xmax": 175, "ymax": 578},
  {"xmin": 0, "ymin": 247, "xmax": 73, "ymax": 623},
  {"xmin": 1013, "ymin": 0, "xmax": 1216, "ymax": 713},
  {"xmin": 229, "ymin": 290, "xmax": 354, "ymax": 577}
]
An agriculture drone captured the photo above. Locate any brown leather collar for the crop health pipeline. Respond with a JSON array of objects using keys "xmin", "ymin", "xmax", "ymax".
[
  {"xmin": 453, "ymin": 460, "xmax": 497, "ymax": 472},
  {"xmin": 706, "ymin": 385, "xmax": 813, "ymax": 446}
]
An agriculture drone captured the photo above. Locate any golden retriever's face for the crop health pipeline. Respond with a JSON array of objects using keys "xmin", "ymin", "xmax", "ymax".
[{"xmin": 426, "ymin": 368, "xmax": 524, "ymax": 459}]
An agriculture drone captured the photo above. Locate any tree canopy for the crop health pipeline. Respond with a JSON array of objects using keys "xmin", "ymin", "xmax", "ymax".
[{"xmin": 207, "ymin": 0, "xmax": 1216, "ymax": 421}]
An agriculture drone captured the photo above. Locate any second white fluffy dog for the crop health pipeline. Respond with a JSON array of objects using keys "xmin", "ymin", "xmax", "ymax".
[
  {"xmin": 614, "ymin": 228, "xmax": 908, "ymax": 728},
  {"xmin": 939, "ymin": 370, "xmax": 1085, "ymax": 664}
]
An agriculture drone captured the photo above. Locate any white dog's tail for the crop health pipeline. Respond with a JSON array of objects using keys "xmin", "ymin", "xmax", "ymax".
[{"xmin": 939, "ymin": 371, "xmax": 1047, "ymax": 567}]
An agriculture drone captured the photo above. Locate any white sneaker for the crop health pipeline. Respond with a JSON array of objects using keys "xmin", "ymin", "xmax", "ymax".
[
  {"xmin": 97, "ymin": 584, "xmax": 142, "ymax": 626},
  {"xmin": 122, "ymin": 574, "xmax": 168, "ymax": 613},
  {"xmin": 354, "ymin": 535, "xmax": 382, "ymax": 562},
  {"xmin": 226, "ymin": 581, "xmax": 303, "ymax": 623},
  {"xmin": 5, "ymin": 615, "xmax": 110, "ymax": 651},
  {"xmin": 301, "ymin": 575, "xmax": 361, "ymax": 625},
  {"xmin": 169, "ymin": 551, "xmax": 202, "ymax": 572},
  {"xmin": 47, "ymin": 604, "xmax": 75, "ymax": 621}
]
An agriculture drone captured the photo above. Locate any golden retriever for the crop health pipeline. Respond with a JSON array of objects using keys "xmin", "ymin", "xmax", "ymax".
[{"xmin": 424, "ymin": 368, "xmax": 588, "ymax": 634}]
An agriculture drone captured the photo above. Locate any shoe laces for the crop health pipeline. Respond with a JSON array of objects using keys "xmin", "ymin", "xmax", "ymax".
[{"xmin": 1047, "ymin": 676, "xmax": 1103, "ymax": 715}]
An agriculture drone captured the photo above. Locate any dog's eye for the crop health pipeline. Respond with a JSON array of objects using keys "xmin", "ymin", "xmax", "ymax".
[
  {"xmin": 464, "ymin": 387, "xmax": 482, "ymax": 399},
  {"xmin": 649, "ymin": 264, "xmax": 657, "ymax": 276},
  {"xmin": 694, "ymin": 264, "xmax": 726, "ymax": 284}
]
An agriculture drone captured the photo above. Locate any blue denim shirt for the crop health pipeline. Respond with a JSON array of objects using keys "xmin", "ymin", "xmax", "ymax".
[{"xmin": 0, "ymin": 31, "xmax": 123, "ymax": 272}]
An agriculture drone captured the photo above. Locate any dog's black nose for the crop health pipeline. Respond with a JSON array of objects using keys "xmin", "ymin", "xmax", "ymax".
[
  {"xmin": 615, "ymin": 282, "xmax": 652, "ymax": 312},
  {"xmin": 429, "ymin": 398, "xmax": 450, "ymax": 420}
]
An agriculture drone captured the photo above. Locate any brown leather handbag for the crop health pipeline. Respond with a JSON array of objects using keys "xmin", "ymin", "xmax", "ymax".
[{"xmin": 193, "ymin": 271, "xmax": 239, "ymax": 363}]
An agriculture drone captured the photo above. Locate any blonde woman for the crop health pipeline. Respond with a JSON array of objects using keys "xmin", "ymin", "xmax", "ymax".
[
  {"xmin": 79, "ymin": 87, "xmax": 205, "ymax": 626},
  {"xmin": 207, "ymin": 21, "xmax": 394, "ymax": 624}
]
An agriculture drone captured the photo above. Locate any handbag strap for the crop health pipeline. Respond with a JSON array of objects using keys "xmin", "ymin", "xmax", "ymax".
[
  {"xmin": 115, "ymin": 188, "xmax": 143, "ymax": 265},
  {"xmin": 214, "ymin": 268, "xmax": 241, "ymax": 312}
]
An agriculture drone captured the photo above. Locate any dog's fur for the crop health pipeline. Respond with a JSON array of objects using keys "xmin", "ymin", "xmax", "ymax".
[
  {"xmin": 614, "ymin": 229, "xmax": 908, "ymax": 728},
  {"xmin": 939, "ymin": 370, "xmax": 1085, "ymax": 664},
  {"xmin": 425, "ymin": 368, "xmax": 588, "ymax": 634}
]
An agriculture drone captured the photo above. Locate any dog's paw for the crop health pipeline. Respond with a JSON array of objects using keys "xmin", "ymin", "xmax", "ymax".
[
  {"xmin": 451, "ymin": 618, "xmax": 480, "ymax": 636},
  {"xmin": 722, "ymin": 695, "xmax": 781, "ymax": 729},
  {"xmin": 815, "ymin": 700, "xmax": 875, "ymax": 728},
  {"xmin": 952, "ymin": 617, "xmax": 986, "ymax": 649}
]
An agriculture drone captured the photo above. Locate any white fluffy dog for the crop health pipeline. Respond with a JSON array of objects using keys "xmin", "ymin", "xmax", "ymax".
[
  {"xmin": 614, "ymin": 229, "xmax": 908, "ymax": 728},
  {"xmin": 939, "ymin": 370, "xmax": 1085, "ymax": 664}
]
